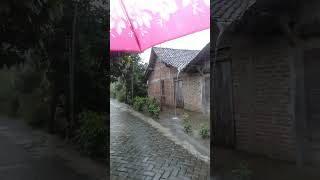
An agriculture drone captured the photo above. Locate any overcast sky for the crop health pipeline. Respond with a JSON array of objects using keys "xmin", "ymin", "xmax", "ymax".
[{"xmin": 140, "ymin": 29, "xmax": 210, "ymax": 64}]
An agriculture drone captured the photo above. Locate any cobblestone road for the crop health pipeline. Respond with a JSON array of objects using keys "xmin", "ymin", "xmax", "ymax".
[{"xmin": 110, "ymin": 99, "xmax": 210, "ymax": 180}]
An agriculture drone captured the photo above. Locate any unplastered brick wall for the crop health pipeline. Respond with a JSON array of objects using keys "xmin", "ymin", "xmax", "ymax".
[
  {"xmin": 181, "ymin": 73, "xmax": 202, "ymax": 112},
  {"xmin": 148, "ymin": 60, "xmax": 206, "ymax": 111},
  {"xmin": 148, "ymin": 60, "xmax": 176, "ymax": 106},
  {"xmin": 231, "ymin": 35, "xmax": 296, "ymax": 161}
]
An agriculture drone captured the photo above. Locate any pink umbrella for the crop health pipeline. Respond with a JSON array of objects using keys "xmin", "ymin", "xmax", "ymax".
[{"xmin": 110, "ymin": 0, "xmax": 210, "ymax": 52}]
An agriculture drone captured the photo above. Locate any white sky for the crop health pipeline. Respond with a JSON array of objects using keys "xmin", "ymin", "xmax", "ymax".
[{"xmin": 140, "ymin": 29, "xmax": 210, "ymax": 64}]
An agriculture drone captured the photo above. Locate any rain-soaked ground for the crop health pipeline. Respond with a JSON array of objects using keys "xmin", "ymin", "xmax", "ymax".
[
  {"xmin": 213, "ymin": 147, "xmax": 320, "ymax": 180},
  {"xmin": 0, "ymin": 116, "xmax": 106, "ymax": 180},
  {"xmin": 110, "ymin": 99, "xmax": 210, "ymax": 180},
  {"xmin": 159, "ymin": 106, "xmax": 210, "ymax": 158}
]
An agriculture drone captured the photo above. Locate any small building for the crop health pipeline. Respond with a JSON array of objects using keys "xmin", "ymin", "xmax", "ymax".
[
  {"xmin": 213, "ymin": 0, "xmax": 320, "ymax": 166},
  {"xmin": 145, "ymin": 45, "xmax": 210, "ymax": 115}
]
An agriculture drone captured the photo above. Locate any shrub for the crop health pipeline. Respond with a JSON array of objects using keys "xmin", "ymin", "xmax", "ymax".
[
  {"xmin": 147, "ymin": 98, "xmax": 160, "ymax": 119},
  {"xmin": 116, "ymin": 87, "xmax": 126, "ymax": 102},
  {"xmin": 199, "ymin": 123, "xmax": 210, "ymax": 138},
  {"xmin": 184, "ymin": 124, "xmax": 192, "ymax": 134},
  {"xmin": 113, "ymin": 82, "xmax": 127, "ymax": 102},
  {"xmin": 110, "ymin": 83, "xmax": 117, "ymax": 98},
  {"xmin": 182, "ymin": 112, "xmax": 190, "ymax": 124},
  {"xmin": 232, "ymin": 161, "xmax": 252, "ymax": 180},
  {"xmin": 76, "ymin": 110, "xmax": 107, "ymax": 157},
  {"xmin": 9, "ymin": 96, "xmax": 19, "ymax": 117},
  {"xmin": 19, "ymin": 91, "xmax": 49, "ymax": 127},
  {"xmin": 182, "ymin": 112, "xmax": 192, "ymax": 134},
  {"xmin": 133, "ymin": 96, "xmax": 146, "ymax": 112},
  {"xmin": 0, "ymin": 66, "xmax": 19, "ymax": 116}
]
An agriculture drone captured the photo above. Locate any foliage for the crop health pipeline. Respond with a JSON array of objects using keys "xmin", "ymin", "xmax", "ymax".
[
  {"xmin": 110, "ymin": 54, "xmax": 148, "ymax": 104},
  {"xmin": 110, "ymin": 83, "xmax": 117, "ymax": 98},
  {"xmin": 0, "ymin": 0, "xmax": 64, "ymax": 67},
  {"xmin": 0, "ymin": 66, "xmax": 16, "ymax": 99},
  {"xmin": 1, "ymin": 0, "xmax": 108, "ymax": 159},
  {"xmin": 133, "ymin": 96, "xmax": 146, "ymax": 112},
  {"xmin": 76, "ymin": 0, "xmax": 108, "ymax": 113},
  {"xmin": 76, "ymin": 110, "xmax": 107, "ymax": 157},
  {"xmin": 184, "ymin": 124, "xmax": 192, "ymax": 134},
  {"xmin": 147, "ymin": 98, "xmax": 160, "ymax": 119},
  {"xmin": 182, "ymin": 112, "xmax": 192, "ymax": 134},
  {"xmin": 18, "ymin": 90, "xmax": 50, "ymax": 127},
  {"xmin": 182, "ymin": 112, "xmax": 190, "ymax": 124},
  {"xmin": 199, "ymin": 123, "xmax": 210, "ymax": 139},
  {"xmin": 116, "ymin": 84, "xmax": 127, "ymax": 103},
  {"xmin": 232, "ymin": 161, "xmax": 252, "ymax": 180},
  {"xmin": 0, "ymin": 66, "xmax": 19, "ymax": 116}
]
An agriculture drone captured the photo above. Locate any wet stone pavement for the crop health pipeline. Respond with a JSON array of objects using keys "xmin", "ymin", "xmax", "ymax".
[
  {"xmin": 110, "ymin": 99, "xmax": 210, "ymax": 180},
  {"xmin": 0, "ymin": 116, "xmax": 105, "ymax": 180}
]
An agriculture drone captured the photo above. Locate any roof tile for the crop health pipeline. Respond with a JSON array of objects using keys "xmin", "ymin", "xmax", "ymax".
[
  {"xmin": 212, "ymin": 0, "xmax": 256, "ymax": 23},
  {"xmin": 152, "ymin": 47, "xmax": 200, "ymax": 71}
]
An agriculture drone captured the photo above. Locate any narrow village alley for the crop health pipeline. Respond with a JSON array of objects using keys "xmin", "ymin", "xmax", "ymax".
[
  {"xmin": 0, "ymin": 116, "xmax": 106, "ymax": 180},
  {"xmin": 110, "ymin": 99, "xmax": 210, "ymax": 180}
]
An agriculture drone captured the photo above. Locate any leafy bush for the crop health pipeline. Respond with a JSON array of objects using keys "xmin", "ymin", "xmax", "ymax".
[
  {"xmin": 8, "ymin": 96, "xmax": 19, "ymax": 117},
  {"xmin": 133, "ymin": 96, "xmax": 146, "ymax": 112},
  {"xmin": 184, "ymin": 124, "xmax": 192, "ymax": 134},
  {"xmin": 15, "ymin": 64, "xmax": 42, "ymax": 94},
  {"xmin": 110, "ymin": 83, "xmax": 117, "ymax": 98},
  {"xmin": 147, "ymin": 98, "xmax": 160, "ymax": 119},
  {"xmin": 0, "ymin": 66, "xmax": 19, "ymax": 116},
  {"xmin": 199, "ymin": 123, "xmax": 210, "ymax": 138},
  {"xmin": 232, "ymin": 161, "xmax": 252, "ymax": 180},
  {"xmin": 116, "ymin": 88, "xmax": 126, "ymax": 102},
  {"xmin": 76, "ymin": 110, "xmax": 107, "ymax": 157},
  {"xmin": 182, "ymin": 112, "xmax": 190, "ymax": 124},
  {"xmin": 181, "ymin": 112, "xmax": 192, "ymax": 134},
  {"xmin": 19, "ymin": 91, "xmax": 49, "ymax": 127},
  {"xmin": 113, "ymin": 82, "xmax": 127, "ymax": 103}
]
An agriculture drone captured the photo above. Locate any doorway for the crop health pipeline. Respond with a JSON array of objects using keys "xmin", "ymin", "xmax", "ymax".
[{"xmin": 174, "ymin": 78, "xmax": 184, "ymax": 108}]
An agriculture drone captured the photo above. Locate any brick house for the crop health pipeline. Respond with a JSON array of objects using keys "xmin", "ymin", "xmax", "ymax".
[
  {"xmin": 213, "ymin": 0, "xmax": 320, "ymax": 166},
  {"xmin": 145, "ymin": 46, "xmax": 210, "ymax": 115}
]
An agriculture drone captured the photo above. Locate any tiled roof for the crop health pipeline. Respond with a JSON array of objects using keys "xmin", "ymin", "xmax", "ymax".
[
  {"xmin": 152, "ymin": 47, "xmax": 200, "ymax": 71},
  {"xmin": 212, "ymin": 0, "xmax": 256, "ymax": 23},
  {"xmin": 184, "ymin": 43, "xmax": 210, "ymax": 72}
]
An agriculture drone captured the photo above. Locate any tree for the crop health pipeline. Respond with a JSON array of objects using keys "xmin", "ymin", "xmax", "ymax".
[
  {"xmin": 0, "ymin": 0, "xmax": 63, "ymax": 67},
  {"xmin": 110, "ymin": 53, "xmax": 147, "ymax": 104},
  {"xmin": 1, "ymin": 0, "xmax": 108, "ymax": 135}
]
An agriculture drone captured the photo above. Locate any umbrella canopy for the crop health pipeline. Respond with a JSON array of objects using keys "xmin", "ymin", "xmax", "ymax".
[{"xmin": 110, "ymin": 0, "xmax": 210, "ymax": 52}]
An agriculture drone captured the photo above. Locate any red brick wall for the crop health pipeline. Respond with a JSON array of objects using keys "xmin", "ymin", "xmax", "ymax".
[
  {"xmin": 147, "ymin": 60, "xmax": 208, "ymax": 112},
  {"xmin": 230, "ymin": 35, "xmax": 296, "ymax": 161},
  {"xmin": 147, "ymin": 61, "xmax": 176, "ymax": 106}
]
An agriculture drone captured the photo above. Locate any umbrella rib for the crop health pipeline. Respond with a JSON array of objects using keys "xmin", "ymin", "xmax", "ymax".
[{"xmin": 119, "ymin": 0, "xmax": 142, "ymax": 52}]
